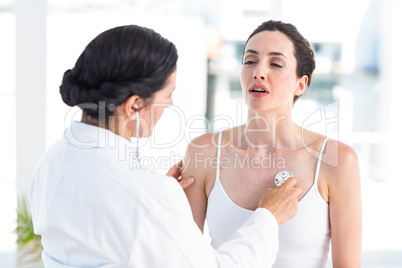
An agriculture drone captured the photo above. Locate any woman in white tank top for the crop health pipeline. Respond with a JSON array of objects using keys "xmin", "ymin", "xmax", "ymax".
[{"xmin": 182, "ymin": 20, "xmax": 362, "ymax": 268}]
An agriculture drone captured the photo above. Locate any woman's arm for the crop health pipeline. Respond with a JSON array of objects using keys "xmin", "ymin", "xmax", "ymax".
[
  {"xmin": 166, "ymin": 160, "xmax": 195, "ymax": 190},
  {"xmin": 182, "ymin": 133, "xmax": 216, "ymax": 232},
  {"xmin": 326, "ymin": 141, "xmax": 362, "ymax": 267}
]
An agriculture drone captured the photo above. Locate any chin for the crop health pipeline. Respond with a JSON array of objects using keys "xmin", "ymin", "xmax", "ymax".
[{"xmin": 247, "ymin": 103, "xmax": 268, "ymax": 114}]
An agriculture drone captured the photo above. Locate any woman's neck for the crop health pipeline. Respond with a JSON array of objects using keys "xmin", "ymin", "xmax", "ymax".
[{"xmin": 243, "ymin": 109, "xmax": 301, "ymax": 151}]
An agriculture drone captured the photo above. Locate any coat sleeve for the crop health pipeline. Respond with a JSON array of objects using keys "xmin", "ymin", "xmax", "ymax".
[{"xmin": 129, "ymin": 180, "xmax": 278, "ymax": 268}]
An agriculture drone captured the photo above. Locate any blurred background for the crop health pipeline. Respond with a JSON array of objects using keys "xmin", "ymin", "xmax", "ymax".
[{"xmin": 1, "ymin": 0, "xmax": 401, "ymax": 267}]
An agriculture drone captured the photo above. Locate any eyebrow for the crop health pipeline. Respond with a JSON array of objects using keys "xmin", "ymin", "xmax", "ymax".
[{"xmin": 244, "ymin": 49, "xmax": 287, "ymax": 59}]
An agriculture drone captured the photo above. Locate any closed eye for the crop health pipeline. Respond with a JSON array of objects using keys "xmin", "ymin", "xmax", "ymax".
[
  {"xmin": 271, "ymin": 63, "xmax": 283, "ymax": 68},
  {"xmin": 243, "ymin": 60, "xmax": 257, "ymax": 65}
]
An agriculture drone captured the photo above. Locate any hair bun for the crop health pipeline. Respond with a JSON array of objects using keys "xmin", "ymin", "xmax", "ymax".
[{"xmin": 60, "ymin": 69, "xmax": 83, "ymax": 107}]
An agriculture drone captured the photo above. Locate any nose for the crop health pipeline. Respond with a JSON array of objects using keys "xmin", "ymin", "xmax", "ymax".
[{"xmin": 253, "ymin": 64, "xmax": 267, "ymax": 81}]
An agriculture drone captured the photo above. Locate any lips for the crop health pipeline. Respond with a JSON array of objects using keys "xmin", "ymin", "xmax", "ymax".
[{"xmin": 249, "ymin": 85, "xmax": 269, "ymax": 97}]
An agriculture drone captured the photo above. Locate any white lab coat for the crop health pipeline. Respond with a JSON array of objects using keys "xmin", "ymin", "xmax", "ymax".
[{"xmin": 30, "ymin": 121, "xmax": 278, "ymax": 267}]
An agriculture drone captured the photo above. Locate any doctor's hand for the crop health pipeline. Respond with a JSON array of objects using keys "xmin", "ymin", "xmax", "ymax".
[
  {"xmin": 258, "ymin": 177, "xmax": 301, "ymax": 224},
  {"xmin": 166, "ymin": 160, "xmax": 195, "ymax": 190}
]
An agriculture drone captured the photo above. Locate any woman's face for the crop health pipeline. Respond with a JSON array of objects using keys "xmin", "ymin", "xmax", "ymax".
[
  {"xmin": 241, "ymin": 30, "xmax": 303, "ymax": 114},
  {"xmin": 138, "ymin": 71, "xmax": 176, "ymax": 137}
]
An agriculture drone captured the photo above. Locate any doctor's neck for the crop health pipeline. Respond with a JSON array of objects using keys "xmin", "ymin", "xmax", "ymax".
[
  {"xmin": 80, "ymin": 112, "xmax": 132, "ymax": 140},
  {"xmin": 81, "ymin": 113, "xmax": 113, "ymax": 132}
]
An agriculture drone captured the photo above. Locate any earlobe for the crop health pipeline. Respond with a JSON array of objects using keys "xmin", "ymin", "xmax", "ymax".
[{"xmin": 294, "ymin": 87, "xmax": 305, "ymax": 96}]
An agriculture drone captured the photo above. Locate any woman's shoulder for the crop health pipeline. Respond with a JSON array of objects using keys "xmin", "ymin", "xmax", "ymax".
[
  {"xmin": 302, "ymin": 130, "xmax": 360, "ymax": 191},
  {"xmin": 185, "ymin": 126, "xmax": 242, "ymax": 155},
  {"xmin": 190, "ymin": 132, "xmax": 219, "ymax": 145},
  {"xmin": 322, "ymin": 139, "xmax": 358, "ymax": 169},
  {"xmin": 301, "ymin": 130, "xmax": 358, "ymax": 171},
  {"xmin": 318, "ymin": 138, "xmax": 360, "ymax": 192},
  {"xmin": 302, "ymin": 130, "xmax": 356, "ymax": 156},
  {"xmin": 185, "ymin": 132, "xmax": 220, "ymax": 156}
]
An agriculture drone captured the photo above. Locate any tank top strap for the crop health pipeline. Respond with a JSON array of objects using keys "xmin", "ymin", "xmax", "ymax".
[
  {"xmin": 313, "ymin": 137, "xmax": 329, "ymax": 186},
  {"xmin": 215, "ymin": 130, "xmax": 223, "ymax": 182}
]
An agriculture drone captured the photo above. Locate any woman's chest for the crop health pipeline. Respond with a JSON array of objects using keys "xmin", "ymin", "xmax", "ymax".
[{"xmin": 207, "ymin": 148, "xmax": 321, "ymax": 210}]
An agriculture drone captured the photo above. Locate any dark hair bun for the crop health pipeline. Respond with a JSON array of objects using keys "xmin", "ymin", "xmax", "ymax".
[
  {"xmin": 59, "ymin": 25, "xmax": 178, "ymax": 119},
  {"xmin": 59, "ymin": 69, "xmax": 81, "ymax": 107},
  {"xmin": 60, "ymin": 69, "xmax": 106, "ymax": 109}
]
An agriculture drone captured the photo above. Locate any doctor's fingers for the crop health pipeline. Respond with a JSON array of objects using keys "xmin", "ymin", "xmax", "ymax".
[
  {"xmin": 281, "ymin": 177, "xmax": 302, "ymax": 195},
  {"xmin": 179, "ymin": 177, "xmax": 195, "ymax": 190},
  {"xmin": 166, "ymin": 160, "xmax": 183, "ymax": 179}
]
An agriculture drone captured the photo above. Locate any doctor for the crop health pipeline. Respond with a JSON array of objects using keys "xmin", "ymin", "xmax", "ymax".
[{"xmin": 30, "ymin": 25, "xmax": 301, "ymax": 267}]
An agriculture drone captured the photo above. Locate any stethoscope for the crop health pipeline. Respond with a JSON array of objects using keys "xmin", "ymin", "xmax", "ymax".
[
  {"xmin": 274, "ymin": 170, "xmax": 294, "ymax": 187},
  {"xmin": 133, "ymin": 103, "xmax": 140, "ymax": 162}
]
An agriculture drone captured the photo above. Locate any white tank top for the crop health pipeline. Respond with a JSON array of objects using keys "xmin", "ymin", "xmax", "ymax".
[{"xmin": 206, "ymin": 131, "xmax": 330, "ymax": 268}]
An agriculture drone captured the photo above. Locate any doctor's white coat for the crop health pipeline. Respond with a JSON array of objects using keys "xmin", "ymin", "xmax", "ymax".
[{"xmin": 30, "ymin": 121, "xmax": 278, "ymax": 267}]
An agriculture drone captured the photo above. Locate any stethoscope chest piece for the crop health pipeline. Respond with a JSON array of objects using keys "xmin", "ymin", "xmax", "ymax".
[{"xmin": 274, "ymin": 170, "xmax": 294, "ymax": 187}]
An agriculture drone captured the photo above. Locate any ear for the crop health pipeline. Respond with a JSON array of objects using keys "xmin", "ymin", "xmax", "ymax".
[
  {"xmin": 294, "ymin": 75, "xmax": 308, "ymax": 96},
  {"xmin": 121, "ymin": 95, "xmax": 144, "ymax": 116}
]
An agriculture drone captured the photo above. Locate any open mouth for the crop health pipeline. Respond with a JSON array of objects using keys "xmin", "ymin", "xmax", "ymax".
[
  {"xmin": 249, "ymin": 87, "xmax": 269, "ymax": 97},
  {"xmin": 250, "ymin": 88, "xmax": 268, "ymax": 93}
]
